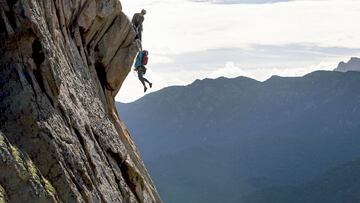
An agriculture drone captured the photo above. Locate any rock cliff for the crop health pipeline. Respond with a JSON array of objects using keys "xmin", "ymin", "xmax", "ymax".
[{"xmin": 0, "ymin": 0, "xmax": 161, "ymax": 202}]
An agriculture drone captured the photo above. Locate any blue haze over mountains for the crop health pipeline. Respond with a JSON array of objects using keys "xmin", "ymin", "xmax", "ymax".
[{"xmin": 117, "ymin": 69, "xmax": 360, "ymax": 203}]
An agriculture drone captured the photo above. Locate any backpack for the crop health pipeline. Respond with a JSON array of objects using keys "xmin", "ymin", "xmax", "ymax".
[
  {"xmin": 141, "ymin": 50, "xmax": 148, "ymax": 65},
  {"xmin": 134, "ymin": 51, "xmax": 142, "ymax": 68}
]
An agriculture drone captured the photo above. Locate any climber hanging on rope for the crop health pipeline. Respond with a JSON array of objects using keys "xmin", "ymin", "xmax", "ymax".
[
  {"xmin": 134, "ymin": 50, "xmax": 152, "ymax": 92},
  {"xmin": 132, "ymin": 9, "xmax": 146, "ymax": 41}
]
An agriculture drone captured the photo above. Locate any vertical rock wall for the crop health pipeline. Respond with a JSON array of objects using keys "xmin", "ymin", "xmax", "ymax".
[{"xmin": 0, "ymin": 0, "xmax": 161, "ymax": 202}]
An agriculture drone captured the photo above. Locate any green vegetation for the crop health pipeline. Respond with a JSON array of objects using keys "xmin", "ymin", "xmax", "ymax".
[
  {"xmin": 26, "ymin": 160, "xmax": 38, "ymax": 179},
  {"xmin": 10, "ymin": 146, "xmax": 22, "ymax": 165},
  {"xmin": 0, "ymin": 184, "xmax": 5, "ymax": 203},
  {"xmin": 43, "ymin": 178, "xmax": 56, "ymax": 198},
  {"xmin": 0, "ymin": 132, "xmax": 57, "ymax": 201},
  {"xmin": 26, "ymin": 159, "xmax": 57, "ymax": 198},
  {"xmin": 0, "ymin": 134, "xmax": 4, "ymax": 146}
]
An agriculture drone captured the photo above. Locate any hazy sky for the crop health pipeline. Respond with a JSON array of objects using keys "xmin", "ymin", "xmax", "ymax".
[{"xmin": 117, "ymin": 0, "xmax": 360, "ymax": 102}]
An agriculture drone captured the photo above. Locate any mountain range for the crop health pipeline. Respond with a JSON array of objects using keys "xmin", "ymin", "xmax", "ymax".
[{"xmin": 117, "ymin": 70, "xmax": 360, "ymax": 203}]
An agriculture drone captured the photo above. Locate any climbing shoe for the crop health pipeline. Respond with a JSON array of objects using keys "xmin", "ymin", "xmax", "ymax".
[
  {"xmin": 150, "ymin": 83, "xmax": 152, "ymax": 88},
  {"xmin": 144, "ymin": 87, "xmax": 148, "ymax": 92}
]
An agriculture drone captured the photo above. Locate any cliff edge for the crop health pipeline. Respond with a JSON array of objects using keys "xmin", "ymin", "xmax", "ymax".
[{"xmin": 0, "ymin": 0, "xmax": 161, "ymax": 202}]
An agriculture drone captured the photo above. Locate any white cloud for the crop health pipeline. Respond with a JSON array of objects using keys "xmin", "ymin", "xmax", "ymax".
[
  {"xmin": 122, "ymin": 0, "xmax": 360, "ymax": 55},
  {"xmin": 116, "ymin": 0, "xmax": 360, "ymax": 102},
  {"xmin": 149, "ymin": 55, "xmax": 173, "ymax": 63}
]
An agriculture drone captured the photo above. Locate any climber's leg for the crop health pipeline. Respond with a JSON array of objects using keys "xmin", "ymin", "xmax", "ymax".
[{"xmin": 138, "ymin": 71, "xmax": 148, "ymax": 92}]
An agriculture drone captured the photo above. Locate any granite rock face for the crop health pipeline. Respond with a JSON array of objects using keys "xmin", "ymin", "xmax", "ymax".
[
  {"xmin": 0, "ymin": 131, "xmax": 59, "ymax": 203},
  {"xmin": 0, "ymin": 184, "xmax": 6, "ymax": 202},
  {"xmin": 0, "ymin": 0, "xmax": 161, "ymax": 202}
]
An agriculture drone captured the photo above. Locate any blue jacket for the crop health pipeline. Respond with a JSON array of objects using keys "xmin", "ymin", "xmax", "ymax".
[{"xmin": 135, "ymin": 51, "xmax": 143, "ymax": 68}]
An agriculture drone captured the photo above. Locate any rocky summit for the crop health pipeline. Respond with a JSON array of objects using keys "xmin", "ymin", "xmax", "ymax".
[
  {"xmin": 0, "ymin": 0, "xmax": 161, "ymax": 202},
  {"xmin": 334, "ymin": 57, "xmax": 360, "ymax": 72}
]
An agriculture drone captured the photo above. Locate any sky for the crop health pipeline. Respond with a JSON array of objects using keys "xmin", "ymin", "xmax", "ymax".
[{"xmin": 116, "ymin": 0, "xmax": 360, "ymax": 102}]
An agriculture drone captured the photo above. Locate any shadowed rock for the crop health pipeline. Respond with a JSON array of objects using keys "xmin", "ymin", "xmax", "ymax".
[{"xmin": 0, "ymin": 131, "xmax": 59, "ymax": 203}]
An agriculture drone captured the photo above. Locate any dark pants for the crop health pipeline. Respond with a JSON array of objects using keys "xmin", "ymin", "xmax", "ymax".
[
  {"xmin": 138, "ymin": 67, "xmax": 150, "ymax": 87},
  {"xmin": 134, "ymin": 24, "xmax": 142, "ymax": 41}
]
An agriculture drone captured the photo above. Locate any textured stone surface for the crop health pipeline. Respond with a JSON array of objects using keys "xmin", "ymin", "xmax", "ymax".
[
  {"xmin": 0, "ymin": 131, "xmax": 58, "ymax": 203},
  {"xmin": 0, "ymin": 0, "xmax": 161, "ymax": 202},
  {"xmin": 0, "ymin": 183, "xmax": 8, "ymax": 203}
]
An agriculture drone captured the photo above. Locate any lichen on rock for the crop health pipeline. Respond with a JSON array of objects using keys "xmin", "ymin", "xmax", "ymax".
[
  {"xmin": 0, "ymin": 184, "xmax": 7, "ymax": 203},
  {"xmin": 0, "ymin": 131, "xmax": 59, "ymax": 202},
  {"xmin": 0, "ymin": 0, "xmax": 161, "ymax": 202}
]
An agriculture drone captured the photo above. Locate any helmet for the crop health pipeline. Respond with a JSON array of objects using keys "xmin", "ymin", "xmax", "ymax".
[{"xmin": 141, "ymin": 9, "xmax": 147, "ymax": 15}]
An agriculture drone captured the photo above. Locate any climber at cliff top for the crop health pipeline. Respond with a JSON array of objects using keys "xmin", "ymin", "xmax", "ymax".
[
  {"xmin": 134, "ymin": 50, "xmax": 152, "ymax": 93},
  {"xmin": 132, "ymin": 9, "xmax": 146, "ymax": 41}
]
